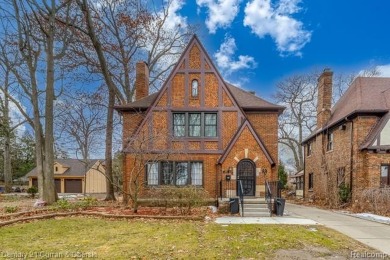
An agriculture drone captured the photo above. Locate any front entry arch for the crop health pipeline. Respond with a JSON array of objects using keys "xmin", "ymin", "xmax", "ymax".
[{"xmin": 237, "ymin": 159, "xmax": 256, "ymax": 196}]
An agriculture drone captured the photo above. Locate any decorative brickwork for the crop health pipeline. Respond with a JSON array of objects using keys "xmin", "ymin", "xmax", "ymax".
[
  {"xmin": 204, "ymin": 60, "xmax": 210, "ymax": 70},
  {"xmin": 189, "ymin": 45, "xmax": 201, "ymax": 69},
  {"xmin": 156, "ymin": 90, "xmax": 167, "ymax": 107},
  {"xmin": 179, "ymin": 60, "xmax": 185, "ymax": 69},
  {"xmin": 247, "ymin": 113, "xmax": 279, "ymax": 163},
  {"xmin": 204, "ymin": 73, "xmax": 219, "ymax": 107},
  {"xmin": 222, "ymin": 111, "xmax": 238, "ymax": 149},
  {"xmin": 172, "ymin": 74, "xmax": 185, "ymax": 107},
  {"xmin": 189, "ymin": 141, "xmax": 201, "ymax": 150},
  {"xmin": 205, "ymin": 141, "xmax": 218, "ymax": 150},
  {"xmin": 223, "ymin": 89, "xmax": 233, "ymax": 107}
]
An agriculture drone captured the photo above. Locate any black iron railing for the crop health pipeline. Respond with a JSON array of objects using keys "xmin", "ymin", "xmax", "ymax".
[
  {"xmin": 237, "ymin": 179, "xmax": 244, "ymax": 217},
  {"xmin": 265, "ymin": 180, "xmax": 272, "ymax": 217},
  {"xmin": 219, "ymin": 179, "xmax": 235, "ymax": 199}
]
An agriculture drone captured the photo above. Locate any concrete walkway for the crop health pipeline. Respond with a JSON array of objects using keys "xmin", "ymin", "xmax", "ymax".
[
  {"xmin": 215, "ymin": 216, "xmax": 318, "ymax": 225},
  {"xmin": 286, "ymin": 203, "xmax": 390, "ymax": 255}
]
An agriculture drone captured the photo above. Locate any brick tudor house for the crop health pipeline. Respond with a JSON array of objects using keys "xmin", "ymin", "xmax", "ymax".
[
  {"xmin": 302, "ymin": 69, "xmax": 390, "ymax": 205},
  {"xmin": 115, "ymin": 35, "xmax": 284, "ymax": 206}
]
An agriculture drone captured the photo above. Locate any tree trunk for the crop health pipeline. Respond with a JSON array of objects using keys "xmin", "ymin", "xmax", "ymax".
[
  {"xmin": 42, "ymin": 10, "xmax": 56, "ymax": 204},
  {"xmin": 104, "ymin": 88, "xmax": 116, "ymax": 200},
  {"xmin": 3, "ymin": 82, "xmax": 12, "ymax": 193}
]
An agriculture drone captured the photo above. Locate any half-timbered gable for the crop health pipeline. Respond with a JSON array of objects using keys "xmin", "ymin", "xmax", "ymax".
[{"xmin": 115, "ymin": 35, "xmax": 284, "ymax": 202}]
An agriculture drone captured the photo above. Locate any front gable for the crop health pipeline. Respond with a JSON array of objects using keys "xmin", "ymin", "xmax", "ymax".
[
  {"xmin": 127, "ymin": 35, "xmax": 246, "ymax": 153},
  {"xmin": 54, "ymin": 162, "xmax": 69, "ymax": 174},
  {"xmin": 218, "ymin": 120, "xmax": 275, "ymax": 166},
  {"xmin": 361, "ymin": 113, "xmax": 390, "ymax": 151}
]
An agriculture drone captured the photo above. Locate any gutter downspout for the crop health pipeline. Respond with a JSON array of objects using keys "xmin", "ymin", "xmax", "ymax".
[{"xmin": 345, "ymin": 117, "xmax": 354, "ymax": 200}]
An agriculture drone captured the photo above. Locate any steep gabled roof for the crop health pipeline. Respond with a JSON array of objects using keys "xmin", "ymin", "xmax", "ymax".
[
  {"xmin": 218, "ymin": 120, "xmax": 275, "ymax": 165},
  {"xmin": 114, "ymin": 35, "xmax": 283, "ymax": 114},
  {"xmin": 114, "ymin": 92, "xmax": 159, "ymax": 112},
  {"xmin": 26, "ymin": 159, "xmax": 103, "ymax": 177},
  {"xmin": 226, "ymin": 83, "xmax": 284, "ymax": 113},
  {"xmin": 360, "ymin": 112, "xmax": 390, "ymax": 150},
  {"xmin": 303, "ymin": 77, "xmax": 390, "ymax": 144},
  {"xmin": 327, "ymin": 77, "xmax": 390, "ymax": 127}
]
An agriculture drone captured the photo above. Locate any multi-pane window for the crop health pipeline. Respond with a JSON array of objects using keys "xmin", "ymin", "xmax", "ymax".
[
  {"xmin": 327, "ymin": 132, "xmax": 334, "ymax": 151},
  {"xmin": 191, "ymin": 79, "xmax": 199, "ymax": 97},
  {"xmin": 173, "ymin": 112, "xmax": 217, "ymax": 137},
  {"xmin": 308, "ymin": 173, "xmax": 314, "ymax": 190},
  {"xmin": 173, "ymin": 114, "xmax": 185, "ymax": 137},
  {"xmin": 189, "ymin": 113, "xmax": 201, "ymax": 137},
  {"xmin": 380, "ymin": 165, "xmax": 389, "ymax": 187},
  {"xmin": 204, "ymin": 113, "xmax": 217, "ymax": 137},
  {"xmin": 146, "ymin": 161, "xmax": 203, "ymax": 186}
]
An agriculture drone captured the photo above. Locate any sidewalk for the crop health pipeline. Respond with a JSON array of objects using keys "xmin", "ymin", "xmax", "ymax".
[{"xmin": 286, "ymin": 203, "xmax": 390, "ymax": 255}]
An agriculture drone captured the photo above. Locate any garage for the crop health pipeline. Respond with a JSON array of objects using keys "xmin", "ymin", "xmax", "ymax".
[
  {"xmin": 55, "ymin": 179, "xmax": 61, "ymax": 193},
  {"xmin": 64, "ymin": 179, "xmax": 82, "ymax": 193}
]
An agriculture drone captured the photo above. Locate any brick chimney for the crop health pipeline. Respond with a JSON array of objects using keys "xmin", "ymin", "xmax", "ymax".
[
  {"xmin": 317, "ymin": 68, "xmax": 333, "ymax": 128},
  {"xmin": 135, "ymin": 61, "xmax": 149, "ymax": 101}
]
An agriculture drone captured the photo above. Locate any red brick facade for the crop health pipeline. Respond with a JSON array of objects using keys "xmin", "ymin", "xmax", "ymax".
[
  {"xmin": 303, "ymin": 71, "xmax": 390, "ymax": 205},
  {"xmin": 118, "ymin": 36, "xmax": 283, "ymax": 199}
]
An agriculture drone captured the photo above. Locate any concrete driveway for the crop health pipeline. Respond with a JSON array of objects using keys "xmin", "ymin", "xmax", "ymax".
[{"xmin": 286, "ymin": 203, "xmax": 390, "ymax": 255}]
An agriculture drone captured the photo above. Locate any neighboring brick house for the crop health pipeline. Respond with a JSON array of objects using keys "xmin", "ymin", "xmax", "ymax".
[
  {"xmin": 302, "ymin": 69, "xmax": 390, "ymax": 204},
  {"xmin": 115, "ymin": 35, "xmax": 284, "ymax": 201}
]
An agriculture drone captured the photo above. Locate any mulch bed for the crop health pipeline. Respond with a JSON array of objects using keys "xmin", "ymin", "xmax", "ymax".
[{"xmin": 0, "ymin": 206, "xmax": 208, "ymax": 227}]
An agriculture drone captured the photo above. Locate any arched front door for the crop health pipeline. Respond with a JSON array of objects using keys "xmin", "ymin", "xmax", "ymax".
[{"xmin": 237, "ymin": 159, "xmax": 256, "ymax": 196}]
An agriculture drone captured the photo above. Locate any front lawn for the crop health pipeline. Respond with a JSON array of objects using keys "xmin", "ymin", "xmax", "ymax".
[{"xmin": 0, "ymin": 217, "xmax": 374, "ymax": 259}]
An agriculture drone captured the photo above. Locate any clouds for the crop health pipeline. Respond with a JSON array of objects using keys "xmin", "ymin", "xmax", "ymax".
[
  {"xmin": 196, "ymin": 0, "xmax": 242, "ymax": 34},
  {"xmin": 243, "ymin": 0, "xmax": 311, "ymax": 55},
  {"xmin": 214, "ymin": 35, "xmax": 257, "ymax": 75},
  {"xmin": 196, "ymin": 0, "xmax": 311, "ymax": 56},
  {"xmin": 159, "ymin": 0, "xmax": 188, "ymax": 31},
  {"xmin": 375, "ymin": 64, "xmax": 390, "ymax": 77}
]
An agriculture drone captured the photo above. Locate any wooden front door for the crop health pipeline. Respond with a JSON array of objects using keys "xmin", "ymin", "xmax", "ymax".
[{"xmin": 237, "ymin": 159, "xmax": 256, "ymax": 196}]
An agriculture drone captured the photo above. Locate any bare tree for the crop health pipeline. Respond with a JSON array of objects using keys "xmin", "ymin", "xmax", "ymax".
[
  {"xmin": 55, "ymin": 0, "xmax": 193, "ymax": 200},
  {"xmin": 123, "ymin": 127, "xmax": 176, "ymax": 213},
  {"xmin": 274, "ymin": 73, "xmax": 318, "ymax": 171},
  {"xmin": 56, "ymin": 90, "xmax": 106, "ymax": 194},
  {"xmin": 0, "ymin": 0, "xmax": 74, "ymax": 203}
]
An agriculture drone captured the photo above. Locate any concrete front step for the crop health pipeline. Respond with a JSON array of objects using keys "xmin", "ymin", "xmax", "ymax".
[
  {"xmin": 240, "ymin": 200, "xmax": 271, "ymax": 217},
  {"xmin": 243, "ymin": 211, "xmax": 271, "ymax": 217}
]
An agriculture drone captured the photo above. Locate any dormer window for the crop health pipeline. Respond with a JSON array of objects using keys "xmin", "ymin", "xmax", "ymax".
[
  {"xmin": 191, "ymin": 79, "xmax": 199, "ymax": 98},
  {"xmin": 55, "ymin": 166, "xmax": 58, "ymax": 172}
]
